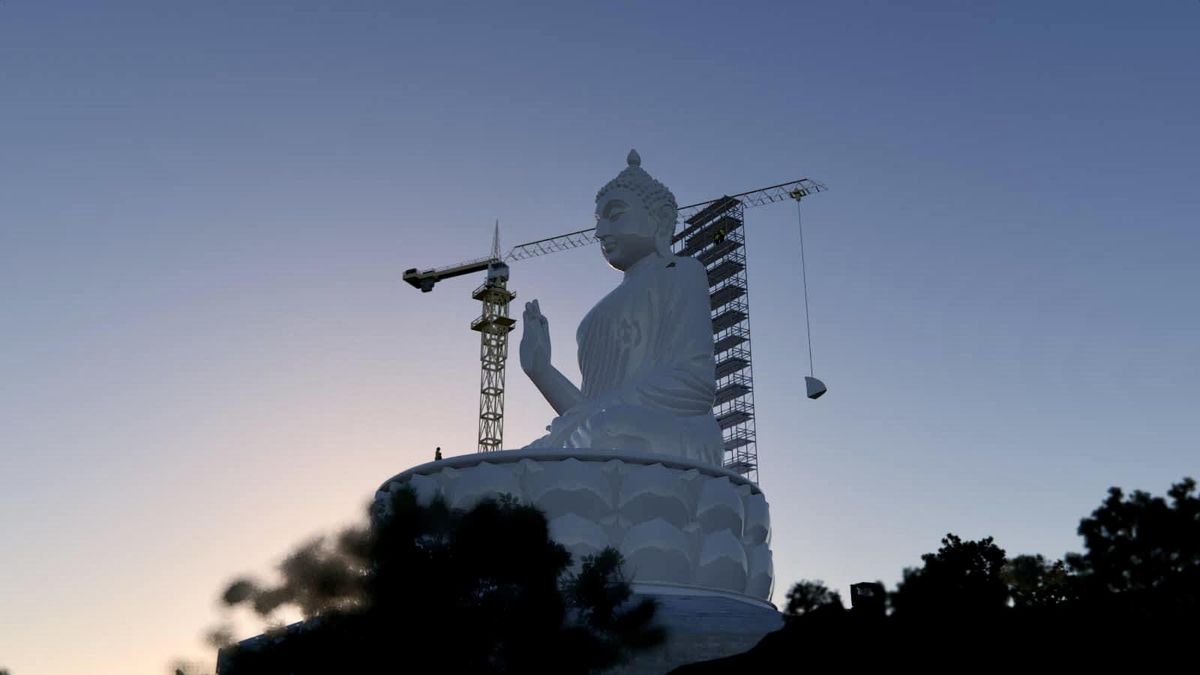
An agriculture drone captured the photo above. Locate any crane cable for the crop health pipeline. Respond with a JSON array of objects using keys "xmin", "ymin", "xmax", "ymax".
[{"xmin": 796, "ymin": 198, "xmax": 815, "ymax": 378}]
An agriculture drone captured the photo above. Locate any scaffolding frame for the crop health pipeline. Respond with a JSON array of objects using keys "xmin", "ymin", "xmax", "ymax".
[{"xmin": 674, "ymin": 199, "xmax": 760, "ymax": 483}]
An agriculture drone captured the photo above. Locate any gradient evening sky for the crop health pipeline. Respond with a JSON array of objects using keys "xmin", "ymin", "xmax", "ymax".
[{"xmin": 2, "ymin": 1, "xmax": 1197, "ymax": 672}]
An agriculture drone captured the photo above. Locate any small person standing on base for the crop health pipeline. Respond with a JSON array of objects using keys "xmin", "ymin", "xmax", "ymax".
[{"xmin": 434, "ymin": 446, "xmax": 442, "ymax": 461}]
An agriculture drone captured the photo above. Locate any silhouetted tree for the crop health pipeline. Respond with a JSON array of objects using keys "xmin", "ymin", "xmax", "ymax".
[
  {"xmin": 1066, "ymin": 477, "xmax": 1200, "ymax": 618},
  {"xmin": 216, "ymin": 489, "xmax": 662, "ymax": 674},
  {"xmin": 562, "ymin": 548, "xmax": 667, "ymax": 665},
  {"xmin": 783, "ymin": 579, "xmax": 843, "ymax": 618},
  {"xmin": 672, "ymin": 477, "xmax": 1200, "ymax": 673},
  {"xmin": 890, "ymin": 534, "xmax": 1009, "ymax": 618},
  {"xmin": 1002, "ymin": 554, "xmax": 1076, "ymax": 609}
]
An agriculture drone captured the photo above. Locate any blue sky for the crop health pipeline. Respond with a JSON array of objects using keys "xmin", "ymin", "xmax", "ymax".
[{"xmin": 2, "ymin": 2, "xmax": 1198, "ymax": 672}]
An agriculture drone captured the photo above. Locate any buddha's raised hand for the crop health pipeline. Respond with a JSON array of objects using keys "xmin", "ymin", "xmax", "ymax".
[{"xmin": 520, "ymin": 299, "xmax": 552, "ymax": 376}]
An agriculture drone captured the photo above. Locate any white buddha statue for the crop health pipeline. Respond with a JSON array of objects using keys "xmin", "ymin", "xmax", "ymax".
[{"xmin": 519, "ymin": 150, "xmax": 724, "ymax": 467}]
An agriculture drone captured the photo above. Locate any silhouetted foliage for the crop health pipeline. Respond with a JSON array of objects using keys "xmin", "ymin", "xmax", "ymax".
[
  {"xmin": 782, "ymin": 579, "xmax": 843, "ymax": 618},
  {"xmin": 216, "ymin": 488, "xmax": 662, "ymax": 674},
  {"xmin": 1066, "ymin": 477, "xmax": 1200, "ymax": 618},
  {"xmin": 1002, "ymin": 554, "xmax": 1076, "ymax": 609},
  {"xmin": 672, "ymin": 477, "xmax": 1199, "ymax": 673},
  {"xmin": 890, "ymin": 533, "xmax": 1009, "ymax": 618},
  {"xmin": 561, "ymin": 548, "xmax": 667, "ymax": 665}
]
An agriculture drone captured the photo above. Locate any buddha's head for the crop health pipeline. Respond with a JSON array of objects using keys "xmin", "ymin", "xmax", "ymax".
[{"xmin": 594, "ymin": 149, "xmax": 678, "ymax": 271}]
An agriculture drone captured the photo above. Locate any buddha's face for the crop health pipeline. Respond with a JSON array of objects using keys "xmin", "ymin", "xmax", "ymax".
[{"xmin": 594, "ymin": 188, "xmax": 659, "ymax": 271}]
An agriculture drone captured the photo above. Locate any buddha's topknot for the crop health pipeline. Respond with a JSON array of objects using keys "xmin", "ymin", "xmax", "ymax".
[{"xmin": 595, "ymin": 149, "xmax": 679, "ymax": 235}]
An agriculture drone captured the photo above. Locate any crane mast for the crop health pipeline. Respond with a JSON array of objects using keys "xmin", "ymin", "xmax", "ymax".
[{"xmin": 470, "ymin": 261, "xmax": 515, "ymax": 452}]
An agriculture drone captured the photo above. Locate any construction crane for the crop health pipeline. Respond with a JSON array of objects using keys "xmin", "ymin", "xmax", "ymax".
[
  {"xmin": 404, "ymin": 178, "xmax": 827, "ymax": 482},
  {"xmin": 403, "ymin": 222, "xmax": 516, "ymax": 452}
]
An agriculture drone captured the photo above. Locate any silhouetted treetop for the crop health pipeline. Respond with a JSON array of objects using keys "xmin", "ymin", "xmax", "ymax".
[
  {"xmin": 890, "ymin": 534, "xmax": 1009, "ymax": 618},
  {"xmin": 216, "ymin": 488, "xmax": 663, "ymax": 674},
  {"xmin": 783, "ymin": 579, "xmax": 843, "ymax": 618},
  {"xmin": 672, "ymin": 477, "xmax": 1200, "ymax": 673},
  {"xmin": 1066, "ymin": 477, "xmax": 1199, "ymax": 615},
  {"xmin": 1002, "ymin": 554, "xmax": 1076, "ymax": 609}
]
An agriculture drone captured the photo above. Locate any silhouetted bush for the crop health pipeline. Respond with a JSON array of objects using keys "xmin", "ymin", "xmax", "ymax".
[
  {"xmin": 216, "ymin": 489, "xmax": 662, "ymax": 674},
  {"xmin": 672, "ymin": 477, "xmax": 1199, "ymax": 673},
  {"xmin": 782, "ymin": 579, "xmax": 842, "ymax": 618},
  {"xmin": 890, "ymin": 533, "xmax": 1009, "ymax": 619},
  {"xmin": 1066, "ymin": 477, "xmax": 1200, "ymax": 620}
]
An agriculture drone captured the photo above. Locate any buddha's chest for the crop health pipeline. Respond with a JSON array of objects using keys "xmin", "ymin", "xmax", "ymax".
[{"xmin": 576, "ymin": 277, "xmax": 665, "ymax": 358}]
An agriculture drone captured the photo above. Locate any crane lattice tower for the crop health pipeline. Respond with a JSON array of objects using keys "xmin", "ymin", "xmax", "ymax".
[{"xmin": 470, "ymin": 261, "xmax": 515, "ymax": 452}]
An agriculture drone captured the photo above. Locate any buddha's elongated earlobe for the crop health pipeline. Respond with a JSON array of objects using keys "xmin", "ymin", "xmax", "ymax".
[
  {"xmin": 654, "ymin": 217, "xmax": 674, "ymax": 259},
  {"xmin": 653, "ymin": 204, "xmax": 677, "ymax": 259}
]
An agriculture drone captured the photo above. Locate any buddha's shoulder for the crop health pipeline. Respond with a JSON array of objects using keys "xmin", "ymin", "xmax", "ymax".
[{"xmin": 661, "ymin": 255, "xmax": 708, "ymax": 283}]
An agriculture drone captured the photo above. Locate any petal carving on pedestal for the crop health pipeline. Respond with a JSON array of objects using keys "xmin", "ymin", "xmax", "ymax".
[
  {"xmin": 526, "ymin": 458, "xmax": 614, "ymax": 522},
  {"xmin": 376, "ymin": 453, "xmax": 774, "ymax": 601},
  {"xmin": 618, "ymin": 463, "xmax": 692, "ymax": 528},
  {"xmin": 405, "ymin": 473, "xmax": 441, "ymax": 506},
  {"xmin": 745, "ymin": 543, "xmax": 774, "ymax": 599},
  {"xmin": 619, "ymin": 517, "xmax": 692, "ymax": 585},
  {"xmin": 743, "ymin": 493, "xmax": 771, "ymax": 546},
  {"xmin": 696, "ymin": 477, "xmax": 745, "ymax": 538},
  {"xmin": 696, "ymin": 529, "xmax": 748, "ymax": 592},
  {"xmin": 548, "ymin": 513, "xmax": 609, "ymax": 570},
  {"xmin": 443, "ymin": 462, "xmax": 521, "ymax": 510}
]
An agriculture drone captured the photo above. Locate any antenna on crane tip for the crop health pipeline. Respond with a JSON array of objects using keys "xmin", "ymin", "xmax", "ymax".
[
  {"xmin": 791, "ymin": 190, "xmax": 827, "ymax": 400},
  {"xmin": 492, "ymin": 220, "xmax": 501, "ymax": 261}
]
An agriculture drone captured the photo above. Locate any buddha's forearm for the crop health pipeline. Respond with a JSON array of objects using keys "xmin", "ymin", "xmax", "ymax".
[{"xmin": 529, "ymin": 363, "xmax": 584, "ymax": 415}]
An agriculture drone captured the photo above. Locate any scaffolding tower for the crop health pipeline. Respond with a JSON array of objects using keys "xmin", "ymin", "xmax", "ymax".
[
  {"xmin": 673, "ymin": 197, "xmax": 760, "ymax": 483},
  {"xmin": 470, "ymin": 261, "xmax": 516, "ymax": 452}
]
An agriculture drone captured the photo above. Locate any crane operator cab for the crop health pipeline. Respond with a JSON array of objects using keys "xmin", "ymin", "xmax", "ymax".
[{"xmin": 486, "ymin": 261, "xmax": 510, "ymax": 284}]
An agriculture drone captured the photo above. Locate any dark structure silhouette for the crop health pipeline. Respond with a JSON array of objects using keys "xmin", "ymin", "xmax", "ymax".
[{"xmin": 849, "ymin": 581, "xmax": 885, "ymax": 616}]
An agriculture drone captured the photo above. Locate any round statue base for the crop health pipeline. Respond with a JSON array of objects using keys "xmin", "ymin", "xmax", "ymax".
[
  {"xmin": 375, "ymin": 449, "xmax": 775, "ymax": 603},
  {"xmin": 608, "ymin": 591, "xmax": 782, "ymax": 673}
]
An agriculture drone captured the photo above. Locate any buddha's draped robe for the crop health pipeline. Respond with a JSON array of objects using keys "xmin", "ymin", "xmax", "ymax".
[{"xmin": 527, "ymin": 254, "xmax": 724, "ymax": 467}]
